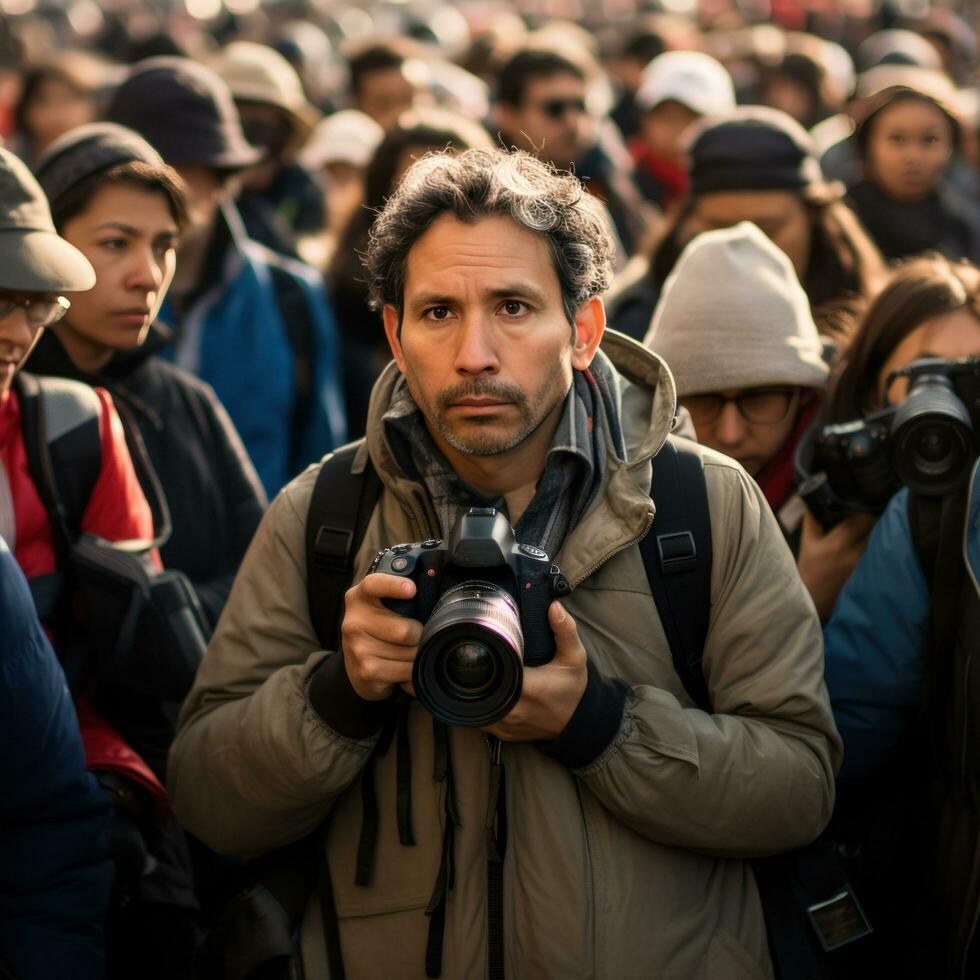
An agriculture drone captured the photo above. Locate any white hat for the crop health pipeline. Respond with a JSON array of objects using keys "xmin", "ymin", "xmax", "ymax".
[
  {"xmin": 635, "ymin": 51, "xmax": 735, "ymax": 117},
  {"xmin": 299, "ymin": 110, "xmax": 385, "ymax": 171},
  {"xmin": 644, "ymin": 222, "xmax": 829, "ymax": 397}
]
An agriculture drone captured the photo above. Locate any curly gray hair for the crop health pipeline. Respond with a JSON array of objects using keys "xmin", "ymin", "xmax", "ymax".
[{"xmin": 363, "ymin": 148, "xmax": 615, "ymax": 325}]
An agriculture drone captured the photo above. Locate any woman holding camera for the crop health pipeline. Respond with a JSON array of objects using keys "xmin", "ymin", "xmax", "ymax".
[
  {"xmin": 818, "ymin": 256, "xmax": 980, "ymax": 978},
  {"xmin": 799, "ymin": 255, "xmax": 980, "ymax": 618}
]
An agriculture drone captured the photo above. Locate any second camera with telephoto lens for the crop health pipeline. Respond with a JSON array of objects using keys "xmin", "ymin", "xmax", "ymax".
[
  {"xmin": 799, "ymin": 357, "xmax": 980, "ymax": 528},
  {"xmin": 371, "ymin": 507, "xmax": 571, "ymax": 727}
]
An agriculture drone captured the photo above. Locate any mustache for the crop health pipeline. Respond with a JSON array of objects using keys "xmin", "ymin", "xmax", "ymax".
[{"xmin": 436, "ymin": 380, "xmax": 526, "ymax": 411}]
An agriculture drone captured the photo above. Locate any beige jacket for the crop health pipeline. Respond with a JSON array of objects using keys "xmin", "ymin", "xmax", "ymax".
[{"xmin": 170, "ymin": 331, "xmax": 841, "ymax": 980}]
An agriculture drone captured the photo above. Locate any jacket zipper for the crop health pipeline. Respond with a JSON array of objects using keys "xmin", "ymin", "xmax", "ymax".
[{"xmin": 570, "ymin": 512, "xmax": 654, "ymax": 589}]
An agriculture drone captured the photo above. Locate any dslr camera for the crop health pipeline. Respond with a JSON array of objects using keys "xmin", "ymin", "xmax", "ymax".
[
  {"xmin": 799, "ymin": 357, "xmax": 980, "ymax": 528},
  {"xmin": 371, "ymin": 507, "xmax": 570, "ymax": 727}
]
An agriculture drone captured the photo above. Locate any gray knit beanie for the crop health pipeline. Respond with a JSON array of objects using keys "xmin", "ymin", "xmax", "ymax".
[{"xmin": 643, "ymin": 222, "xmax": 829, "ymax": 397}]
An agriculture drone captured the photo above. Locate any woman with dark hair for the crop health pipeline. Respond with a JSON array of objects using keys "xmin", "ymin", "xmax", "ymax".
[
  {"xmin": 799, "ymin": 254, "xmax": 980, "ymax": 618},
  {"xmin": 606, "ymin": 106, "xmax": 884, "ymax": 342},
  {"xmin": 13, "ymin": 54, "xmax": 106, "ymax": 163},
  {"xmin": 327, "ymin": 107, "xmax": 493, "ymax": 437},
  {"xmin": 846, "ymin": 80, "xmax": 980, "ymax": 263}
]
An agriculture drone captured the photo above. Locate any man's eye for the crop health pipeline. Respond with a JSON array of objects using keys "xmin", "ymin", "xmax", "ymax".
[
  {"xmin": 500, "ymin": 300, "xmax": 528, "ymax": 316},
  {"xmin": 424, "ymin": 306, "xmax": 452, "ymax": 320}
]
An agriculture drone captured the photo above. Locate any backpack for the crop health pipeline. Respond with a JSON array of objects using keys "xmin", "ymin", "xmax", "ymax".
[
  {"xmin": 15, "ymin": 372, "xmax": 209, "ymax": 701},
  {"xmin": 204, "ymin": 436, "xmax": 866, "ymax": 980}
]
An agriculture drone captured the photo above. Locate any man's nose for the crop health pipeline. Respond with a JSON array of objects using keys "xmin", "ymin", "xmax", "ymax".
[
  {"xmin": 453, "ymin": 315, "xmax": 499, "ymax": 376},
  {"xmin": 713, "ymin": 401, "xmax": 747, "ymax": 446}
]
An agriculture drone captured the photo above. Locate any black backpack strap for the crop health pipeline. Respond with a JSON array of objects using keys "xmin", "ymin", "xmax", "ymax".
[
  {"xmin": 16, "ymin": 372, "xmax": 102, "ymax": 571},
  {"xmin": 305, "ymin": 441, "xmax": 384, "ymax": 651},
  {"xmin": 639, "ymin": 436, "xmax": 713, "ymax": 712}
]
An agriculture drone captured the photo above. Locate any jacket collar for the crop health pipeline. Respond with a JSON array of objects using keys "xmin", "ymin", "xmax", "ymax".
[{"xmin": 362, "ymin": 329, "xmax": 677, "ymax": 585}]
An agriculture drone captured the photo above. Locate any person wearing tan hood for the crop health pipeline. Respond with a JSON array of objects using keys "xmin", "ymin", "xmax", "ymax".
[{"xmin": 169, "ymin": 149, "xmax": 839, "ymax": 980}]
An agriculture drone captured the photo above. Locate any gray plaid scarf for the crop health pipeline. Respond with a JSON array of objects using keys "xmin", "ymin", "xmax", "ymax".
[{"xmin": 383, "ymin": 362, "xmax": 626, "ymax": 558}]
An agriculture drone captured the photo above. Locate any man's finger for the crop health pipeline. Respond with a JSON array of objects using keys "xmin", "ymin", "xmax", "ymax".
[
  {"xmin": 358, "ymin": 573, "xmax": 418, "ymax": 601},
  {"xmin": 548, "ymin": 601, "xmax": 586, "ymax": 665}
]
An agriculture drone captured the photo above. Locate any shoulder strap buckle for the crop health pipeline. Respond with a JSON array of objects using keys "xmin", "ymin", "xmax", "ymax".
[{"xmin": 657, "ymin": 530, "xmax": 697, "ymax": 574}]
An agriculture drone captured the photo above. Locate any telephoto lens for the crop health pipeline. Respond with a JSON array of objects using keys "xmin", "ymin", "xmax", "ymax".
[
  {"xmin": 413, "ymin": 581, "xmax": 524, "ymax": 727},
  {"xmin": 891, "ymin": 374, "xmax": 975, "ymax": 495}
]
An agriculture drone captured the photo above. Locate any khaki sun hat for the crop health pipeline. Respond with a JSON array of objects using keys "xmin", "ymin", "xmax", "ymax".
[{"xmin": 0, "ymin": 147, "xmax": 95, "ymax": 294}]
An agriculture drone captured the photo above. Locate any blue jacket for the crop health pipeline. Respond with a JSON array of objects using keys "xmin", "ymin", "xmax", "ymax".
[
  {"xmin": 0, "ymin": 537, "xmax": 112, "ymax": 980},
  {"xmin": 824, "ymin": 463, "xmax": 980, "ymax": 781},
  {"xmin": 162, "ymin": 204, "xmax": 346, "ymax": 496}
]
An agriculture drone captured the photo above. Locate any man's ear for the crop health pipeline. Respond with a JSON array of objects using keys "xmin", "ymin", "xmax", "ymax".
[
  {"xmin": 571, "ymin": 296, "xmax": 605, "ymax": 370},
  {"xmin": 382, "ymin": 304, "xmax": 407, "ymax": 373}
]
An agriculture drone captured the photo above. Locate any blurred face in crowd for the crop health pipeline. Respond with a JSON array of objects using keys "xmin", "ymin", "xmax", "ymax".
[
  {"xmin": 681, "ymin": 386, "xmax": 803, "ymax": 476},
  {"xmin": 236, "ymin": 101, "xmax": 292, "ymax": 190},
  {"xmin": 383, "ymin": 213, "xmax": 603, "ymax": 467},
  {"xmin": 57, "ymin": 184, "xmax": 177, "ymax": 371},
  {"xmin": 678, "ymin": 190, "xmax": 812, "ymax": 280},
  {"xmin": 357, "ymin": 67, "xmax": 417, "ymax": 132},
  {"xmin": 640, "ymin": 100, "xmax": 699, "ymax": 163},
  {"xmin": 761, "ymin": 75, "xmax": 815, "ymax": 129},
  {"xmin": 23, "ymin": 76, "xmax": 96, "ymax": 154},
  {"xmin": 865, "ymin": 98, "xmax": 953, "ymax": 202},
  {"xmin": 878, "ymin": 308, "xmax": 980, "ymax": 404},
  {"xmin": 0, "ymin": 291, "xmax": 67, "ymax": 397},
  {"xmin": 497, "ymin": 72, "xmax": 592, "ymax": 170},
  {"xmin": 174, "ymin": 165, "xmax": 225, "ymax": 242}
]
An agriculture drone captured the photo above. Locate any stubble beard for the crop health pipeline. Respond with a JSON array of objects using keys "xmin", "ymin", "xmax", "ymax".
[{"xmin": 408, "ymin": 374, "xmax": 568, "ymax": 457}]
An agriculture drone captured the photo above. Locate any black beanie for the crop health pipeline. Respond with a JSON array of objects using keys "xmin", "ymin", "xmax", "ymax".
[
  {"xmin": 104, "ymin": 57, "xmax": 262, "ymax": 171},
  {"xmin": 36, "ymin": 122, "xmax": 164, "ymax": 210},
  {"xmin": 686, "ymin": 106, "xmax": 824, "ymax": 196}
]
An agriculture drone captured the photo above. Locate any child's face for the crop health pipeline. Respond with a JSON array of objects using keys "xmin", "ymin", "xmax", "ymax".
[{"xmin": 866, "ymin": 97, "xmax": 953, "ymax": 202}]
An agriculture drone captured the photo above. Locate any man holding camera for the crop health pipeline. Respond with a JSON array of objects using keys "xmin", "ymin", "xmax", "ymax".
[{"xmin": 170, "ymin": 149, "xmax": 840, "ymax": 978}]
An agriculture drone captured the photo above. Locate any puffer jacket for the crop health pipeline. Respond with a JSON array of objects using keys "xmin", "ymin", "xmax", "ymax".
[{"xmin": 169, "ymin": 331, "xmax": 840, "ymax": 979}]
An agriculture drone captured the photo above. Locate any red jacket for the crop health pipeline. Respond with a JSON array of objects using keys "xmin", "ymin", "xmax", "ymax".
[{"xmin": 0, "ymin": 384, "xmax": 167, "ymax": 807}]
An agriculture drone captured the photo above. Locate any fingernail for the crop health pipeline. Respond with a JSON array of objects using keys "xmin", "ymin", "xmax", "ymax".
[
  {"xmin": 553, "ymin": 602, "xmax": 566, "ymax": 622},
  {"xmin": 402, "ymin": 581, "xmax": 413, "ymax": 596}
]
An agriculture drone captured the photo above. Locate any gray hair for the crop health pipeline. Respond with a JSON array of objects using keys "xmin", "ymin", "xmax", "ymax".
[{"xmin": 363, "ymin": 148, "xmax": 615, "ymax": 325}]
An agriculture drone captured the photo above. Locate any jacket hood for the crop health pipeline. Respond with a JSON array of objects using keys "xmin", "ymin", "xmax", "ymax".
[{"xmin": 360, "ymin": 329, "xmax": 678, "ymax": 585}]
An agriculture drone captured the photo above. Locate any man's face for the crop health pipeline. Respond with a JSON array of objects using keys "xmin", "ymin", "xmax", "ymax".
[
  {"xmin": 174, "ymin": 165, "xmax": 226, "ymax": 242},
  {"xmin": 0, "ymin": 292, "xmax": 59, "ymax": 397},
  {"xmin": 357, "ymin": 66, "xmax": 417, "ymax": 132},
  {"xmin": 496, "ymin": 72, "xmax": 592, "ymax": 170},
  {"xmin": 383, "ymin": 214, "xmax": 603, "ymax": 461}
]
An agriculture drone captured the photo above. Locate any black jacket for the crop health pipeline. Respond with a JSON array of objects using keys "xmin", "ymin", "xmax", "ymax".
[{"xmin": 27, "ymin": 326, "xmax": 267, "ymax": 631}]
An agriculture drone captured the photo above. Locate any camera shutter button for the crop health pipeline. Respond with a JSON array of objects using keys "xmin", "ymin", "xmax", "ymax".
[
  {"xmin": 392, "ymin": 544, "xmax": 412, "ymax": 555},
  {"xmin": 391, "ymin": 557, "xmax": 410, "ymax": 572}
]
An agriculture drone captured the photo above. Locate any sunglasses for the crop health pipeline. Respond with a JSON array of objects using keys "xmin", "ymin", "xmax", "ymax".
[
  {"xmin": 532, "ymin": 97, "xmax": 588, "ymax": 120},
  {"xmin": 0, "ymin": 293, "xmax": 70, "ymax": 329},
  {"xmin": 682, "ymin": 387, "xmax": 800, "ymax": 426}
]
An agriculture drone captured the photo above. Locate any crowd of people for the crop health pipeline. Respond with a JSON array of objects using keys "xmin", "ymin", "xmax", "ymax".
[{"xmin": 0, "ymin": 0, "xmax": 978, "ymax": 978}]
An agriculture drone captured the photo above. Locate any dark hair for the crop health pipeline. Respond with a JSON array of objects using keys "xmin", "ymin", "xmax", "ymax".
[
  {"xmin": 364, "ymin": 148, "xmax": 614, "ymax": 324},
  {"xmin": 50, "ymin": 161, "xmax": 189, "ymax": 232},
  {"xmin": 494, "ymin": 46, "xmax": 589, "ymax": 107},
  {"xmin": 328, "ymin": 109, "xmax": 494, "ymax": 303},
  {"xmin": 826, "ymin": 254, "xmax": 980, "ymax": 422},
  {"xmin": 648, "ymin": 184, "xmax": 884, "ymax": 336},
  {"xmin": 15, "ymin": 59, "xmax": 100, "ymax": 142},
  {"xmin": 348, "ymin": 40, "xmax": 414, "ymax": 97}
]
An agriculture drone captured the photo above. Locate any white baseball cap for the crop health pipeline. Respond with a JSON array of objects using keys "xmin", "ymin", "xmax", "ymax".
[
  {"xmin": 636, "ymin": 51, "xmax": 736, "ymax": 117},
  {"xmin": 299, "ymin": 110, "xmax": 384, "ymax": 171}
]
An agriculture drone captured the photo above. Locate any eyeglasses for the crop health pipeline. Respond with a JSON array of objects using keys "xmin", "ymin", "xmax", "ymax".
[
  {"xmin": 0, "ymin": 293, "xmax": 70, "ymax": 329},
  {"xmin": 532, "ymin": 97, "xmax": 588, "ymax": 120},
  {"xmin": 682, "ymin": 387, "xmax": 800, "ymax": 426}
]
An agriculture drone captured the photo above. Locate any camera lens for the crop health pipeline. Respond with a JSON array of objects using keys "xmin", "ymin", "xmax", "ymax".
[
  {"xmin": 892, "ymin": 376, "xmax": 975, "ymax": 495},
  {"xmin": 413, "ymin": 582, "xmax": 523, "ymax": 727},
  {"xmin": 440, "ymin": 641, "xmax": 499, "ymax": 695}
]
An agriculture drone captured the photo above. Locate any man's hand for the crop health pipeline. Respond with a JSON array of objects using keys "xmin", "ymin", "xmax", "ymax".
[
  {"xmin": 798, "ymin": 510, "xmax": 876, "ymax": 621},
  {"xmin": 483, "ymin": 601, "xmax": 588, "ymax": 742},
  {"xmin": 341, "ymin": 574, "xmax": 422, "ymax": 701}
]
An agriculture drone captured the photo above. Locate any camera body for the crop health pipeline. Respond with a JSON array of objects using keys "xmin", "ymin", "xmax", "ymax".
[
  {"xmin": 372, "ymin": 507, "xmax": 570, "ymax": 727},
  {"xmin": 801, "ymin": 357, "xmax": 980, "ymax": 528}
]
